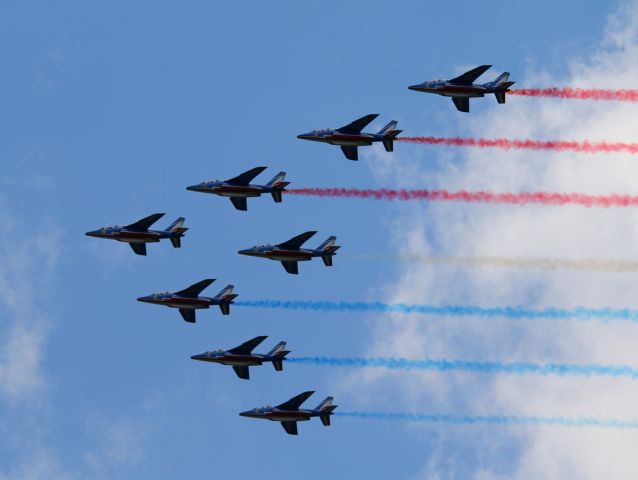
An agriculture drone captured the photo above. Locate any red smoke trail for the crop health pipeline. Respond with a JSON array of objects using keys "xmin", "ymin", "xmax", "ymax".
[
  {"xmin": 286, "ymin": 188, "xmax": 638, "ymax": 208},
  {"xmin": 510, "ymin": 88, "xmax": 638, "ymax": 102},
  {"xmin": 396, "ymin": 136, "xmax": 638, "ymax": 154}
]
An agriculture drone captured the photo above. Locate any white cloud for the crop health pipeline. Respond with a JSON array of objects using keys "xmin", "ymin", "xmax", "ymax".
[{"xmin": 348, "ymin": 2, "xmax": 638, "ymax": 479}]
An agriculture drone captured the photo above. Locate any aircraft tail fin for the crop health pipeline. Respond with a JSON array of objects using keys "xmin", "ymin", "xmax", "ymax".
[
  {"xmin": 316, "ymin": 396, "xmax": 337, "ymax": 425},
  {"xmin": 266, "ymin": 172, "xmax": 289, "ymax": 203},
  {"xmin": 266, "ymin": 171, "xmax": 287, "ymax": 187},
  {"xmin": 378, "ymin": 121, "xmax": 402, "ymax": 152},
  {"xmin": 317, "ymin": 236, "xmax": 340, "ymax": 266},
  {"xmin": 377, "ymin": 120, "xmax": 398, "ymax": 135},
  {"xmin": 214, "ymin": 285, "xmax": 237, "ymax": 315},
  {"xmin": 165, "ymin": 218, "xmax": 188, "ymax": 248},
  {"xmin": 269, "ymin": 342, "xmax": 290, "ymax": 371},
  {"xmin": 484, "ymin": 71, "xmax": 511, "ymax": 88}
]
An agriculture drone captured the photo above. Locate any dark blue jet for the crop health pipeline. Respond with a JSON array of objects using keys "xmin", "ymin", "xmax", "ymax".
[
  {"xmin": 408, "ymin": 65, "xmax": 515, "ymax": 112},
  {"xmin": 297, "ymin": 114, "xmax": 401, "ymax": 161},
  {"xmin": 85, "ymin": 213, "xmax": 187, "ymax": 256},
  {"xmin": 239, "ymin": 391, "xmax": 337, "ymax": 435},
  {"xmin": 137, "ymin": 279, "xmax": 237, "ymax": 323},
  {"xmin": 186, "ymin": 166, "xmax": 289, "ymax": 211},
  {"xmin": 190, "ymin": 336, "xmax": 290, "ymax": 380},
  {"xmin": 238, "ymin": 231, "xmax": 340, "ymax": 275}
]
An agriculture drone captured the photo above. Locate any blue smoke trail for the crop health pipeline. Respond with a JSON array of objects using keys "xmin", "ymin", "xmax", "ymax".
[
  {"xmin": 286, "ymin": 356, "xmax": 638, "ymax": 379},
  {"xmin": 335, "ymin": 411, "xmax": 638, "ymax": 429},
  {"xmin": 234, "ymin": 299, "xmax": 638, "ymax": 323}
]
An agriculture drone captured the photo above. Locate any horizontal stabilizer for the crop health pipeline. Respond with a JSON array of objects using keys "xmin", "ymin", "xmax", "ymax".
[
  {"xmin": 219, "ymin": 303, "xmax": 230, "ymax": 315},
  {"xmin": 129, "ymin": 242, "xmax": 147, "ymax": 256},
  {"xmin": 226, "ymin": 166, "xmax": 267, "ymax": 185},
  {"xmin": 382, "ymin": 138, "xmax": 394, "ymax": 152},
  {"xmin": 271, "ymin": 190, "xmax": 283, "ymax": 203},
  {"xmin": 495, "ymin": 91, "xmax": 506, "ymax": 104},
  {"xmin": 273, "ymin": 358, "xmax": 284, "ymax": 371},
  {"xmin": 320, "ymin": 415, "xmax": 331, "ymax": 426},
  {"xmin": 322, "ymin": 256, "xmax": 333, "ymax": 267},
  {"xmin": 179, "ymin": 309, "xmax": 196, "ymax": 323},
  {"xmin": 125, "ymin": 213, "xmax": 165, "ymax": 232},
  {"xmin": 170, "ymin": 237, "xmax": 181, "ymax": 248},
  {"xmin": 176, "ymin": 279, "xmax": 215, "ymax": 297}
]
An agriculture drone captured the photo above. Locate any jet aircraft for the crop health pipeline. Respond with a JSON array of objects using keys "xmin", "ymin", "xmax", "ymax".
[
  {"xmin": 190, "ymin": 336, "xmax": 290, "ymax": 379},
  {"xmin": 297, "ymin": 114, "xmax": 401, "ymax": 161},
  {"xmin": 186, "ymin": 167, "xmax": 289, "ymax": 211},
  {"xmin": 239, "ymin": 391, "xmax": 337, "ymax": 435},
  {"xmin": 408, "ymin": 65, "xmax": 515, "ymax": 112},
  {"xmin": 137, "ymin": 278, "xmax": 237, "ymax": 323},
  {"xmin": 85, "ymin": 213, "xmax": 187, "ymax": 256},
  {"xmin": 238, "ymin": 230, "xmax": 340, "ymax": 274}
]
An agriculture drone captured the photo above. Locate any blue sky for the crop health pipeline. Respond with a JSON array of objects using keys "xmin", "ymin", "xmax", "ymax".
[{"xmin": 0, "ymin": 1, "xmax": 628, "ymax": 479}]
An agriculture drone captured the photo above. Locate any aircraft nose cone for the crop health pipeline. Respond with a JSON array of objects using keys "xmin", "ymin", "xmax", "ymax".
[
  {"xmin": 408, "ymin": 84, "xmax": 421, "ymax": 91},
  {"xmin": 239, "ymin": 410, "xmax": 252, "ymax": 417},
  {"xmin": 297, "ymin": 133, "xmax": 312, "ymax": 140},
  {"xmin": 190, "ymin": 353, "xmax": 205, "ymax": 361},
  {"xmin": 85, "ymin": 230, "xmax": 98, "ymax": 237},
  {"xmin": 137, "ymin": 296, "xmax": 151, "ymax": 303},
  {"xmin": 237, "ymin": 249, "xmax": 250, "ymax": 256},
  {"xmin": 186, "ymin": 184, "xmax": 200, "ymax": 191}
]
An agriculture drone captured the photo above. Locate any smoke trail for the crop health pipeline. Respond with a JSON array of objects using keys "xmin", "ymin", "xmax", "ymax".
[
  {"xmin": 335, "ymin": 411, "xmax": 638, "ymax": 430},
  {"xmin": 234, "ymin": 300, "xmax": 638, "ymax": 323},
  {"xmin": 396, "ymin": 136, "xmax": 638, "ymax": 154},
  {"xmin": 287, "ymin": 356, "xmax": 638, "ymax": 380},
  {"xmin": 286, "ymin": 188, "xmax": 638, "ymax": 208},
  {"xmin": 510, "ymin": 87, "xmax": 638, "ymax": 102},
  {"xmin": 353, "ymin": 254, "xmax": 638, "ymax": 273}
]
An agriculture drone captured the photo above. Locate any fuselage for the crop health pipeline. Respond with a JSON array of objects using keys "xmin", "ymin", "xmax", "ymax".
[
  {"xmin": 240, "ymin": 408, "xmax": 315, "ymax": 422},
  {"xmin": 192, "ymin": 351, "xmax": 270, "ymax": 367},
  {"xmin": 85, "ymin": 227, "xmax": 173, "ymax": 244},
  {"xmin": 408, "ymin": 80, "xmax": 492, "ymax": 98},
  {"xmin": 238, "ymin": 246, "xmax": 316, "ymax": 262},
  {"xmin": 137, "ymin": 293, "xmax": 214, "ymax": 310},
  {"xmin": 187, "ymin": 182, "xmax": 267, "ymax": 198},
  {"xmin": 297, "ymin": 130, "xmax": 383, "ymax": 147}
]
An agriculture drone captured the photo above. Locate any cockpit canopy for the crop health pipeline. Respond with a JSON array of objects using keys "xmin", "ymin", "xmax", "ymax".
[
  {"xmin": 254, "ymin": 243, "xmax": 273, "ymax": 249},
  {"xmin": 153, "ymin": 291, "xmax": 172, "ymax": 297},
  {"xmin": 203, "ymin": 179, "xmax": 222, "ymax": 185},
  {"xmin": 101, "ymin": 225, "xmax": 121, "ymax": 232}
]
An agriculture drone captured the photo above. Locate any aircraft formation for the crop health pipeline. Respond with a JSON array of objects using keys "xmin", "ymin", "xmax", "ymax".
[{"xmin": 85, "ymin": 65, "xmax": 515, "ymax": 435}]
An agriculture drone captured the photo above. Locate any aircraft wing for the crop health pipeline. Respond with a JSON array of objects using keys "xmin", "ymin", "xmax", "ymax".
[
  {"xmin": 125, "ymin": 213, "xmax": 165, "ymax": 231},
  {"xmin": 229, "ymin": 197, "xmax": 248, "ymax": 211},
  {"xmin": 281, "ymin": 261, "xmax": 299, "ymax": 275},
  {"xmin": 175, "ymin": 278, "xmax": 215, "ymax": 297},
  {"xmin": 337, "ymin": 113, "xmax": 379, "ymax": 134},
  {"xmin": 276, "ymin": 391, "xmax": 315, "ymax": 410},
  {"xmin": 179, "ymin": 309, "xmax": 196, "ymax": 323},
  {"xmin": 129, "ymin": 242, "xmax": 147, "ymax": 256},
  {"xmin": 449, "ymin": 65, "xmax": 492, "ymax": 85},
  {"xmin": 232, "ymin": 365, "xmax": 250, "ymax": 380},
  {"xmin": 229, "ymin": 336, "xmax": 268, "ymax": 354},
  {"xmin": 226, "ymin": 166, "xmax": 267, "ymax": 185},
  {"xmin": 452, "ymin": 97, "xmax": 470, "ymax": 113},
  {"xmin": 340, "ymin": 146, "xmax": 358, "ymax": 161},
  {"xmin": 281, "ymin": 421, "xmax": 298, "ymax": 435},
  {"xmin": 277, "ymin": 231, "xmax": 318, "ymax": 250}
]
